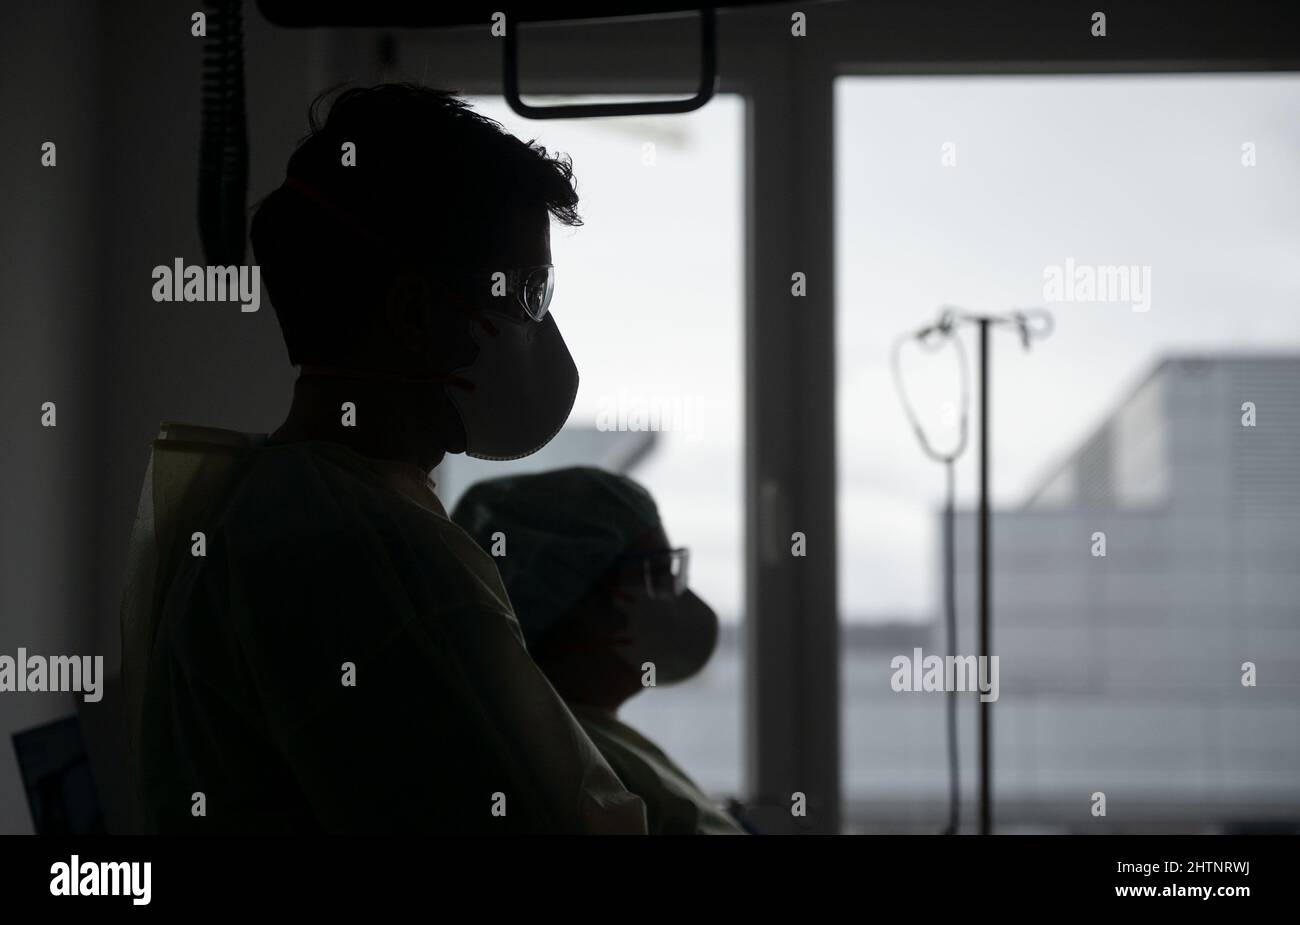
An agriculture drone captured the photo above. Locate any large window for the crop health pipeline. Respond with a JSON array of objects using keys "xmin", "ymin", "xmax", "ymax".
[
  {"xmin": 445, "ymin": 96, "xmax": 746, "ymax": 796},
  {"xmin": 835, "ymin": 75, "xmax": 1300, "ymax": 831}
]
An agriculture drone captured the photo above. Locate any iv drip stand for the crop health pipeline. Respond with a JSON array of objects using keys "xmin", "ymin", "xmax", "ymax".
[{"xmin": 893, "ymin": 307, "xmax": 1052, "ymax": 835}]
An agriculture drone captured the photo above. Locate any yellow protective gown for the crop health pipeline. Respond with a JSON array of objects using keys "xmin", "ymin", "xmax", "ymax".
[
  {"xmin": 569, "ymin": 704, "xmax": 745, "ymax": 835},
  {"xmin": 119, "ymin": 423, "xmax": 646, "ymax": 833}
]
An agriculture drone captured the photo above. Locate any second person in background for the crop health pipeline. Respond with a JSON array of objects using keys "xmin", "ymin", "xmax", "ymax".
[{"xmin": 453, "ymin": 467, "xmax": 746, "ymax": 835}]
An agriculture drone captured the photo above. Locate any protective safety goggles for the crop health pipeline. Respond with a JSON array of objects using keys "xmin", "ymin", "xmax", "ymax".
[
  {"xmin": 502, "ymin": 265, "xmax": 556, "ymax": 322},
  {"xmin": 614, "ymin": 547, "xmax": 690, "ymax": 599},
  {"xmin": 440, "ymin": 265, "xmax": 555, "ymax": 326}
]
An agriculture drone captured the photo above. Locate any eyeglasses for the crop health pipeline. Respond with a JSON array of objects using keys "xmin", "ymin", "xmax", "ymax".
[
  {"xmin": 615, "ymin": 547, "xmax": 690, "ymax": 599},
  {"xmin": 431, "ymin": 264, "xmax": 556, "ymax": 324},
  {"xmin": 503, "ymin": 265, "xmax": 555, "ymax": 322},
  {"xmin": 456, "ymin": 265, "xmax": 555, "ymax": 322}
]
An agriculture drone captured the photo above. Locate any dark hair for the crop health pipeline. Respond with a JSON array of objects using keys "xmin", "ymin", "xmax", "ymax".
[{"xmin": 250, "ymin": 84, "xmax": 581, "ymax": 366}]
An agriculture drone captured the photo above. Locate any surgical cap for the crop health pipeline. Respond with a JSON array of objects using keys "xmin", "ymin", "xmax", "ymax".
[{"xmin": 451, "ymin": 467, "xmax": 661, "ymax": 647}]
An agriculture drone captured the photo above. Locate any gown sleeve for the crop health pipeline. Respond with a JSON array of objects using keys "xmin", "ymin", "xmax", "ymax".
[{"xmin": 216, "ymin": 486, "xmax": 647, "ymax": 834}]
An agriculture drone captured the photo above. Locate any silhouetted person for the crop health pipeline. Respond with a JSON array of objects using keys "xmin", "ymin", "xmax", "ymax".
[
  {"xmin": 119, "ymin": 85, "xmax": 646, "ymax": 833},
  {"xmin": 454, "ymin": 467, "xmax": 746, "ymax": 834}
]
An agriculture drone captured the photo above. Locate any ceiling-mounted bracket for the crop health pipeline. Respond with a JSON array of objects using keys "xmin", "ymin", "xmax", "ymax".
[{"xmin": 503, "ymin": 8, "xmax": 716, "ymax": 119}]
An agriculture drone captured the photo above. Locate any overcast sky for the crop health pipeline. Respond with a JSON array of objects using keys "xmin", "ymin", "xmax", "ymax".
[{"xmin": 471, "ymin": 73, "xmax": 1300, "ymax": 623}]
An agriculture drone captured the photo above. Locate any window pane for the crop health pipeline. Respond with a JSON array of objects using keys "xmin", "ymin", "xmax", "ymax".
[
  {"xmin": 836, "ymin": 75, "xmax": 1300, "ymax": 832},
  {"xmin": 443, "ymin": 96, "xmax": 746, "ymax": 797}
]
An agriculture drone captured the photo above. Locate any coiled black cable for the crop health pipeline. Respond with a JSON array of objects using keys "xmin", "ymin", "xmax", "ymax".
[{"xmin": 198, "ymin": 0, "xmax": 248, "ymax": 265}]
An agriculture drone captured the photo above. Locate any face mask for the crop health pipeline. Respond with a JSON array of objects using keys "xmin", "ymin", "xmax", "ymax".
[
  {"xmin": 445, "ymin": 311, "xmax": 579, "ymax": 461},
  {"xmin": 610, "ymin": 589, "xmax": 719, "ymax": 685},
  {"xmin": 296, "ymin": 311, "xmax": 577, "ymax": 461}
]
